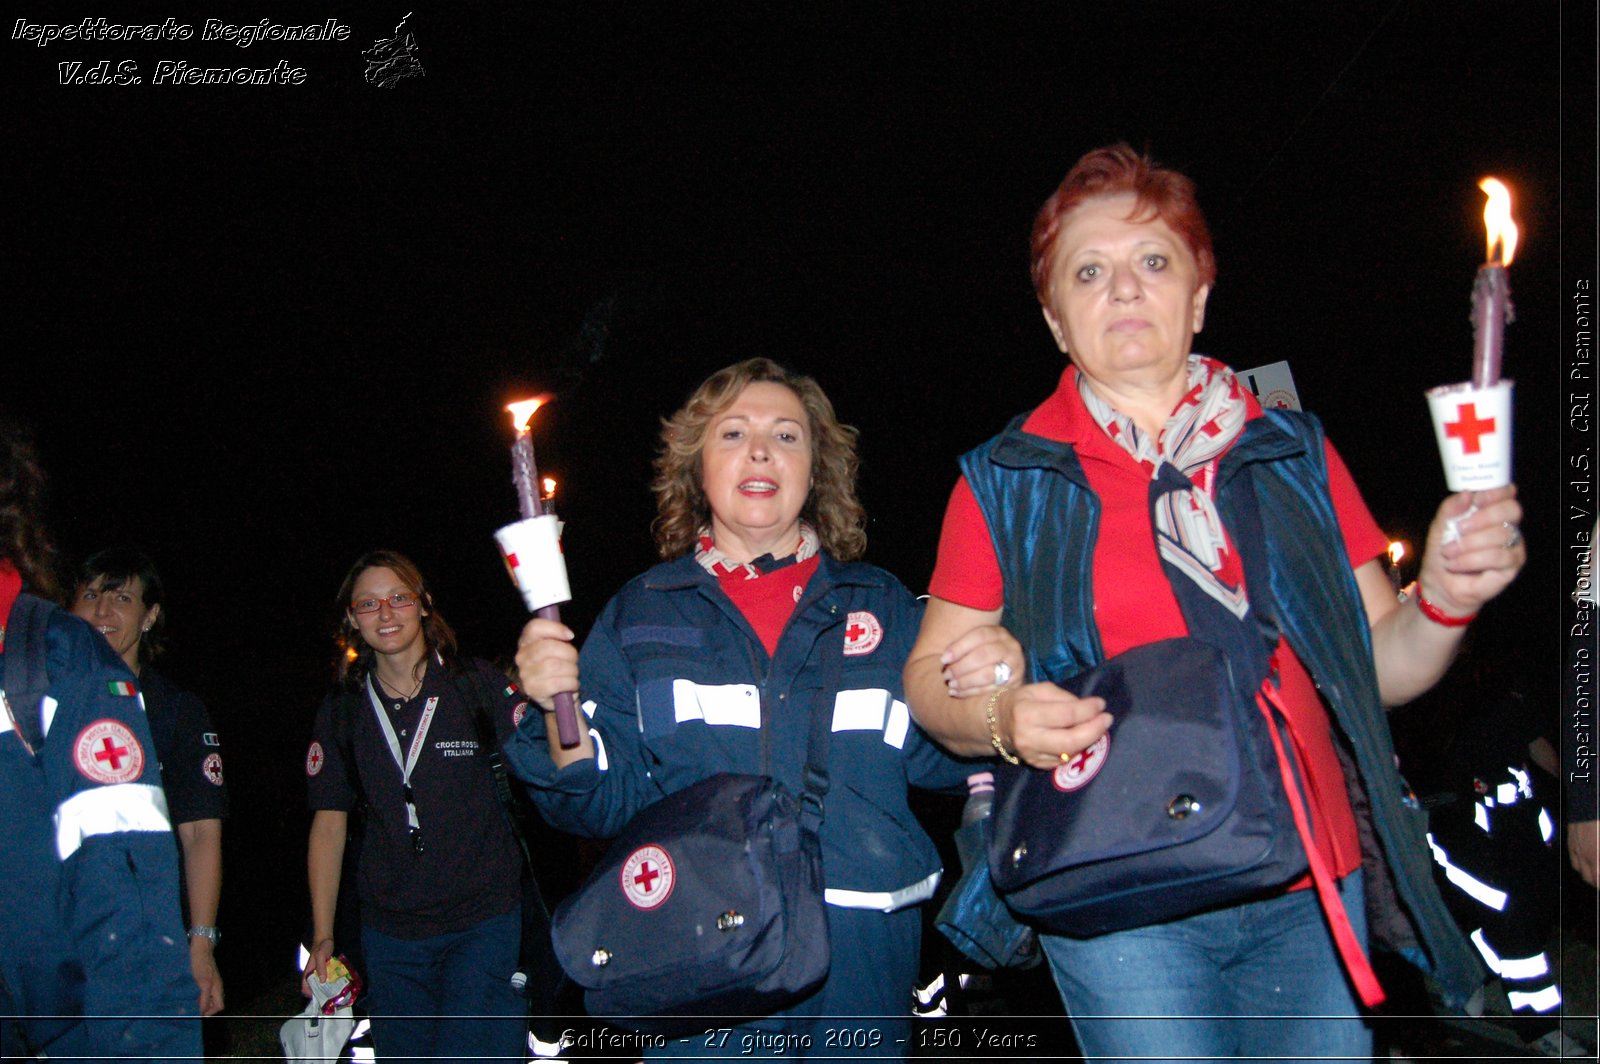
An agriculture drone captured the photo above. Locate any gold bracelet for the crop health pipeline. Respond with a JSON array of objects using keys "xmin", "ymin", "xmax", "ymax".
[{"xmin": 985, "ymin": 690, "xmax": 1019, "ymax": 765}]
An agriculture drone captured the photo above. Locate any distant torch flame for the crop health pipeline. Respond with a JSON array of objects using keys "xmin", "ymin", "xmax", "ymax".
[
  {"xmin": 1387, "ymin": 541, "xmax": 1407, "ymax": 567},
  {"xmin": 507, "ymin": 395, "xmax": 553, "ymax": 434},
  {"xmin": 542, "ymin": 477, "xmax": 557, "ymax": 498},
  {"xmin": 1479, "ymin": 178, "xmax": 1518, "ymax": 266}
]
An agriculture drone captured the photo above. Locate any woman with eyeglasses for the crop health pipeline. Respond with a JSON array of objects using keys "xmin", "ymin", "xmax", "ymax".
[{"xmin": 301, "ymin": 550, "xmax": 534, "ymax": 1062}]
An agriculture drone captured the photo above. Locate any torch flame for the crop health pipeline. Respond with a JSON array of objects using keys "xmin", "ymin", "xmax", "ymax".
[
  {"xmin": 1387, "ymin": 540, "xmax": 1406, "ymax": 567},
  {"xmin": 1478, "ymin": 178, "xmax": 1518, "ymax": 266},
  {"xmin": 507, "ymin": 394, "xmax": 554, "ymax": 434},
  {"xmin": 542, "ymin": 477, "xmax": 557, "ymax": 498}
]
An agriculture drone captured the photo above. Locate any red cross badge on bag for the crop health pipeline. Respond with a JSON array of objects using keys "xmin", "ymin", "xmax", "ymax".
[
  {"xmin": 620, "ymin": 844, "xmax": 676, "ymax": 910},
  {"xmin": 842, "ymin": 610, "xmax": 883, "ymax": 657},
  {"xmin": 1052, "ymin": 733, "xmax": 1110, "ymax": 792},
  {"xmin": 73, "ymin": 719, "xmax": 145, "ymax": 784}
]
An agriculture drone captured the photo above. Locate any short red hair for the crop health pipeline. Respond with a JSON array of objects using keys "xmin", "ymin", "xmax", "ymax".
[{"xmin": 1029, "ymin": 144, "xmax": 1217, "ymax": 303}]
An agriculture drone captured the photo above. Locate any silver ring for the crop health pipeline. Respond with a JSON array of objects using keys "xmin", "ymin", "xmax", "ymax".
[
  {"xmin": 993, "ymin": 661, "xmax": 1013, "ymax": 688},
  {"xmin": 1502, "ymin": 522, "xmax": 1523, "ymax": 549}
]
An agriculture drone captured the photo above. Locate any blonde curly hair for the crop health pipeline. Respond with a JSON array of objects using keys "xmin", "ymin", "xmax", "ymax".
[{"xmin": 651, "ymin": 359, "xmax": 867, "ymax": 561}]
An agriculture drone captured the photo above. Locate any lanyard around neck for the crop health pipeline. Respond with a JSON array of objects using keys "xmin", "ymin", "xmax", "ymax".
[{"xmin": 365, "ymin": 674, "xmax": 438, "ymax": 840}]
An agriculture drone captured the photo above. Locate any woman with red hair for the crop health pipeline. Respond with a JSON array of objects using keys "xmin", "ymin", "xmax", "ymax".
[{"xmin": 904, "ymin": 144, "xmax": 1526, "ymax": 1061}]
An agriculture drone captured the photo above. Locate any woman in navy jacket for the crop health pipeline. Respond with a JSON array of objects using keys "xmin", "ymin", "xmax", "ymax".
[{"xmin": 507, "ymin": 359, "xmax": 990, "ymax": 1059}]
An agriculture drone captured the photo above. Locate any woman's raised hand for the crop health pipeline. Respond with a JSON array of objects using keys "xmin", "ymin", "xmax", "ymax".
[
  {"xmin": 515, "ymin": 617, "xmax": 579, "ymax": 712},
  {"xmin": 1417, "ymin": 485, "xmax": 1525, "ymax": 618}
]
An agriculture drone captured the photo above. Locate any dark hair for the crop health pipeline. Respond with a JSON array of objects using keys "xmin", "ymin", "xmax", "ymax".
[
  {"xmin": 75, "ymin": 548, "xmax": 167, "ymax": 667},
  {"xmin": 332, "ymin": 549, "xmax": 459, "ymax": 689},
  {"xmin": 1030, "ymin": 143, "xmax": 1217, "ymax": 303},
  {"xmin": 0, "ymin": 415, "xmax": 62, "ymax": 602},
  {"xmin": 651, "ymin": 358, "xmax": 867, "ymax": 561}
]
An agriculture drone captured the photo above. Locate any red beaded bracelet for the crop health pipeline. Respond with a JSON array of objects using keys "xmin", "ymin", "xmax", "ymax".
[{"xmin": 1414, "ymin": 584, "xmax": 1477, "ymax": 627}]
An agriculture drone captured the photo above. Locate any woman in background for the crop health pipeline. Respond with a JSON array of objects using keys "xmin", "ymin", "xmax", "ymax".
[
  {"xmin": 72, "ymin": 548, "xmax": 228, "ymax": 1018},
  {"xmin": 302, "ymin": 549, "xmax": 532, "ymax": 1063}
]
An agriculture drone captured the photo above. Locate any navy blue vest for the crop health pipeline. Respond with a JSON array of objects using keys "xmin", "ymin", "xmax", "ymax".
[{"xmin": 960, "ymin": 408, "xmax": 1480, "ymax": 1001}]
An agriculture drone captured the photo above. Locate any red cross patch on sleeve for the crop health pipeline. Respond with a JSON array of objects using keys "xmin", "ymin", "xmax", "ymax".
[
  {"xmin": 842, "ymin": 610, "xmax": 883, "ymax": 656},
  {"xmin": 73, "ymin": 719, "xmax": 146, "ymax": 784},
  {"xmin": 305, "ymin": 741, "xmax": 326, "ymax": 777},
  {"xmin": 203, "ymin": 752, "xmax": 225, "ymax": 787}
]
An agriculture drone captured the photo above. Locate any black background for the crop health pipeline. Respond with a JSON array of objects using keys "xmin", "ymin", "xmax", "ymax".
[{"xmin": 8, "ymin": 0, "xmax": 1596, "ymax": 1019}]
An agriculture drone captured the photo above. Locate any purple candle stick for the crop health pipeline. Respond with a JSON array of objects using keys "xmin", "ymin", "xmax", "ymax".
[
  {"xmin": 1470, "ymin": 178, "xmax": 1518, "ymax": 389},
  {"xmin": 508, "ymin": 397, "xmax": 581, "ymax": 749}
]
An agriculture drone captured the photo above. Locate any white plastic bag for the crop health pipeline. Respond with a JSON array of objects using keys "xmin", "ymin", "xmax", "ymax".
[{"xmin": 280, "ymin": 962, "xmax": 359, "ymax": 1064}]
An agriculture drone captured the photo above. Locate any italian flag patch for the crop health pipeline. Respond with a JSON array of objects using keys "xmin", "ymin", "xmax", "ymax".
[
  {"xmin": 503, "ymin": 684, "xmax": 519, "ymax": 697},
  {"xmin": 108, "ymin": 680, "xmax": 138, "ymax": 697}
]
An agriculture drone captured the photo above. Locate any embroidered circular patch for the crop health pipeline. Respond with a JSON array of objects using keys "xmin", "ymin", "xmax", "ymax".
[
  {"xmin": 203, "ymin": 753, "xmax": 225, "ymax": 787},
  {"xmin": 620, "ymin": 844, "xmax": 675, "ymax": 910},
  {"xmin": 1052, "ymin": 733, "xmax": 1110, "ymax": 792},
  {"xmin": 512, "ymin": 702, "xmax": 529, "ymax": 728},
  {"xmin": 842, "ymin": 610, "xmax": 883, "ymax": 657},
  {"xmin": 305, "ymin": 741, "xmax": 326, "ymax": 777},
  {"xmin": 73, "ymin": 720, "xmax": 145, "ymax": 785}
]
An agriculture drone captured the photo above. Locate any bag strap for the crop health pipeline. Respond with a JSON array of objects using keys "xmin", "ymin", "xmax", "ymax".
[
  {"xmin": 450, "ymin": 665, "xmax": 541, "ymax": 877},
  {"xmin": 795, "ymin": 619, "xmax": 844, "ymax": 835},
  {"xmin": 3, "ymin": 593, "xmax": 55, "ymax": 754},
  {"xmin": 1258, "ymin": 683, "xmax": 1385, "ymax": 1007}
]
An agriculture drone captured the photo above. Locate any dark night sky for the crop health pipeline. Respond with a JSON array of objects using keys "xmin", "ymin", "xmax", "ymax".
[{"xmin": 8, "ymin": 0, "xmax": 1596, "ymax": 1007}]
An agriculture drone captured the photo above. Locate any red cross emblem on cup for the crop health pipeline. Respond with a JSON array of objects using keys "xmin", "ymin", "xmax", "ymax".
[
  {"xmin": 1443, "ymin": 402, "xmax": 1497, "ymax": 455},
  {"xmin": 74, "ymin": 719, "xmax": 145, "ymax": 784},
  {"xmin": 842, "ymin": 610, "xmax": 883, "ymax": 657},
  {"xmin": 1053, "ymin": 733, "xmax": 1110, "ymax": 792},
  {"xmin": 621, "ymin": 844, "xmax": 676, "ymax": 910}
]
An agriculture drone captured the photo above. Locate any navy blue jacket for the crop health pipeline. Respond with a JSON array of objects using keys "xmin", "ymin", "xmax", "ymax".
[
  {"xmin": 0, "ymin": 598, "xmax": 198, "ymax": 1060},
  {"xmin": 506, "ymin": 552, "xmax": 973, "ymax": 909},
  {"xmin": 960, "ymin": 408, "xmax": 1481, "ymax": 1003}
]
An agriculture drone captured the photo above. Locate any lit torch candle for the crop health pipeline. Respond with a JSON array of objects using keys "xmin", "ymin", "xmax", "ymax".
[
  {"xmin": 504, "ymin": 397, "xmax": 581, "ymax": 748},
  {"xmin": 1471, "ymin": 178, "xmax": 1519, "ymax": 388}
]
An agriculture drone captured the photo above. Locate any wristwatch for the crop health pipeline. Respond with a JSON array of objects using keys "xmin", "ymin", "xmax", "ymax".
[{"xmin": 187, "ymin": 925, "xmax": 221, "ymax": 945}]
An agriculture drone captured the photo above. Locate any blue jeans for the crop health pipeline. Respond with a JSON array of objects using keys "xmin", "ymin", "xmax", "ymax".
[
  {"xmin": 1041, "ymin": 872, "xmax": 1373, "ymax": 1064},
  {"xmin": 362, "ymin": 906, "xmax": 527, "ymax": 1063}
]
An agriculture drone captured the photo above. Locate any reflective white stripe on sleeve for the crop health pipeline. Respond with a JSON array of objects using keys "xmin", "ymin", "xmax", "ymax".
[
  {"xmin": 824, "ymin": 870, "xmax": 941, "ymax": 913},
  {"xmin": 41, "ymin": 695, "xmax": 58, "ymax": 737},
  {"xmin": 885, "ymin": 698, "xmax": 910, "ymax": 749},
  {"xmin": 672, "ymin": 681, "xmax": 760, "ymax": 728},
  {"xmin": 1508, "ymin": 765, "xmax": 1533, "ymax": 799},
  {"xmin": 1538, "ymin": 807, "xmax": 1554, "ymax": 843},
  {"xmin": 830, "ymin": 690, "xmax": 910, "ymax": 749},
  {"xmin": 1469, "ymin": 927, "xmax": 1501, "ymax": 971},
  {"xmin": 1500, "ymin": 951, "xmax": 1551, "ymax": 981},
  {"xmin": 1507, "ymin": 985, "xmax": 1562, "ymax": 1012},
  {"xmin": 1474, "ymin": 802, "xmax": 1491, "ymax": 832},
  {"xmin": 55, "ymin": 783, "xmax": 173, "ymax": 860},
  {"xmin": 832, "ymin": 688, "xmax": 888, "ymax": 732},
  {"xmin": 1427, "ymin": 833, "xmax": 1508, "ymax": 910},
  {"xmin": 581, "ymin": 699, "xmax": 609, "ymax": 772}
]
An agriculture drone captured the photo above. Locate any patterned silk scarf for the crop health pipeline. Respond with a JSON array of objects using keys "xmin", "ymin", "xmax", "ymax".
[
  {"xmin": 695, "ymin": 522, "xmax": 820, "ymax": 580},
  {"xmin": 1079, "ymin": 355, "xmax": 1250, "ymax": 619}
]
